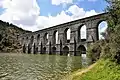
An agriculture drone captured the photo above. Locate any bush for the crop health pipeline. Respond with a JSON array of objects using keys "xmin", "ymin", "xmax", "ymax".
[{"xmin": 87, "ymin": 41, "xmax": 102, "ymax": 63}]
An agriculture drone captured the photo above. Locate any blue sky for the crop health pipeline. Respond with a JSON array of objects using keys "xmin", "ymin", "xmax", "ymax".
[
  {"xmin": 0, "ymin": 0, "xmax": 107, "ymax": 31},
  {"xmin": 37, "ymin": 0, "xmax": 107, "ymax": 16}
]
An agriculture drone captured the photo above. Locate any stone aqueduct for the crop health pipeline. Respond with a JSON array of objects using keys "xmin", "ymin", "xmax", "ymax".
[{"xmin": 20, "ymin": 13, "xmax": 108, "ymax": 56}]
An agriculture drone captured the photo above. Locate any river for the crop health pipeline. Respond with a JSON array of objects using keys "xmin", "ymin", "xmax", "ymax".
[{"xmin": 0, "ymin": 53, "xmax": 88, "ymax": 80}]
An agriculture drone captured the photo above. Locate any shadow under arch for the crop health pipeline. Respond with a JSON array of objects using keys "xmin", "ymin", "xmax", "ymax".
[
  {"xmin": 33, "ymin": 43, "xmax": 38, "ymax": 54},
  {"xmin": 52, "ymin": 46, "xmax": 56, "ymax": 55},
  {"xmin": 23, "ymin": 44, "xmax": 26, "ymax": 53},
  {"xmin": 44, "ymin": 33, "xmax": 49, "ymax": 45},
  {"xmin": 60, "ymin": 40, "xmax": 63, "ymax": 55},
  {"xmin": 63, "ymin": 46, "xmax": 69, "ymax": 56},
  {"xmin": 30, "ymin": 35, "xmax": 34, "ymax": 45},
  {"xmin": 37, "ymin": 34, "xmax": 40, "ymax": 45},
  {"xmin": 28, "ymin": 43, "xmax": 32, "ymax": 54},
  {"xmin": 76, "ymin": 45, "xmax": 86, "ymax": 56},
  {"xmin": 43, "ymin": 47, "xmax": 46, "ymax": 54},
  {"xmin": 40, "ymin": 42, "xmax": 43, "ymax": 54}
]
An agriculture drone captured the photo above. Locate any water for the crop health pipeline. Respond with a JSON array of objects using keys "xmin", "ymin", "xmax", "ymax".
[{"xmin": 0, "ymin": 53, "xmax": 88, "ymax": 80}]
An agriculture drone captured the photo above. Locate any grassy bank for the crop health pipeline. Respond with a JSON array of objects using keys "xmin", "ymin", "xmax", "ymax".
[{"xmin": 64, "ymin": 59, "xmax": 120, "ymax": 80}]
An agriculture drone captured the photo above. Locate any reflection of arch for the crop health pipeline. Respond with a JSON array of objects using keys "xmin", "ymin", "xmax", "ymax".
[
  {"xmin": 52, "ymin": 47, "xmax": 56, "ymax": 55},
  {"xmin": 53, "ymin": 30, "xmax": 58, "ymax": 44},
  {"xmin": 78, "ymin": 24, "xmax": 86, "ymax": 42},
  {"xmin": 43, "ymin": 47, "xmax": 46, "ymax": 54},
  {"xmin": 23, "ymin": 44, "xmax": 26, "ymax": 53},
  {"xmin": 44, "ymin": 33, "xmax": 48, "ymax": 45},
  {"xmin": 28, "ymin": 44, "xmax": 31, "ymax": 54},
  {"xmin": 37, "ymin": 34, "xmax": 40, "ymax": 45},
  {"xmin": 97, "ymin": 20, "xmax": 108, "ymax": 40},
  {"xmin": 64, "ymin": 28, "xmax": 71, "ymax": 43},
  {"xmin": 26, "ymin": 37, "xmax": 28, "ymax": 40},
  {"xmin": 63, "ymin": 46, "xmax": 69, "ymax": 55},
  {"xmin": 76, "ymin": 45, "xmax": 86, "ymax": 56}
]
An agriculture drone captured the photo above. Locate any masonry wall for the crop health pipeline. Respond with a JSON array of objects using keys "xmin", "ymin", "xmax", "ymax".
[{"xmin": 20, "ymin": 13, "xmax": 108, "ymax": 56}]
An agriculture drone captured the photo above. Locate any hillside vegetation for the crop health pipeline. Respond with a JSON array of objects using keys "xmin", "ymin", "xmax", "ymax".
[
  {"xmin": 0, "ymin": 20, "xmax": 31, "ymax": 53},
  {"xmin": 65, "ymin": 59, "xmax": 120, "ymax": 80}
]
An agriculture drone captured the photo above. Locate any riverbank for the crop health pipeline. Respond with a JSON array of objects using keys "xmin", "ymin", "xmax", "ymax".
[{"xmin": 64, "ymin": 59, "xmax": 120, "ymax": 80}]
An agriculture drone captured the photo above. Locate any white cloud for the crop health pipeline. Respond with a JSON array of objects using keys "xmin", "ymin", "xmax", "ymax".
[
  {"xmin": 0, "ymin": 0, "xmax": 3, "ymax": 8},
  {"xmin": 0, "ymin": 0, "xmax": 40, "ymax": 31},
  {"xmin": 51, "ymin": 0, "xmax": 73, "ymax": 5},
  {"xmin": 36, "ymin": 5, "xmax": 98, "ymax": 39},
  {"xmin": 0, "ymin": 0, "xmax": 98, "ymax": 33}
]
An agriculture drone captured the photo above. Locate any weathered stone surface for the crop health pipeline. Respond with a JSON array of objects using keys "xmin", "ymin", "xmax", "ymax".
[{"xmin": 20, "ymin": 13, "xmax": 108, "ymax": 56}]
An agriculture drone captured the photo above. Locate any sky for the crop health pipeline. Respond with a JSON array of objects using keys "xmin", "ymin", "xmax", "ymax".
[
  {"xmin": 0, "ymin": 0, "xmax": 107, "ymax": 31},
  {"xmin": 0, "ymin": 0, "xmax": 108, "ymax": 39}
]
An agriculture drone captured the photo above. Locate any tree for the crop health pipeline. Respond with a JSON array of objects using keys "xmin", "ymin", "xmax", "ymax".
[{"xmin": 105, "ymin": 0, "xmax": 120, "ymax": 63}]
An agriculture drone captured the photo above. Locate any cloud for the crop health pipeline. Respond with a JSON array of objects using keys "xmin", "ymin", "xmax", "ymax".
[
  {"xmin": 36, "ymin": 5, "xmax": 98, "ymax": 39},
  {"xmin": 36, "ymin": 5, "xmax": 98, "ymax": 31},
  {"xmin": 0, "ymin": 0, "xmax": 98, "ymax": 32},
  {"xmin": 0, "ymin": 0, "xmax": 40, "ymax": 31},
  {"xmin": 0, "ymin": 0, "xmax": 3, "ymax": 8},
  {"xmin": 37, "ymin": 11, "xmax": 72, "ymax": 29},
  {"xmin": 51, "ymin": 0, "xmax": 73, "ymax": 5}
]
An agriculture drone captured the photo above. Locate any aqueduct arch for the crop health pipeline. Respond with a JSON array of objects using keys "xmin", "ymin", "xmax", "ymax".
[
  {"xmin": 76, "ymin": 45, "xmax": 86, "ymax": 56},
  {"xmin": 97, "ymin": 20, "xmax": 108, "ymax": 40},
  {"xmin": 53, "ymin": 30, "xmax": 58, "ymax": 45},
  {"xmin": 52, "ymin": 46, "xmax": 56, "ymax": 55},
  {"xmin": 20, "ymin": 13, "xmax": 108, "ymax": 56},
  {"xmin": 64, "ymin": 28, "xmax": 71, "ymax": 44},
  {"xmin": 44, "ymin": 33, "xmax": 49, "ymax": 45},
  {"xmin": 37, "ymin": 34, "xmax": 40, "ymax": 45},
  {"xmin": 78, "ymin": 24, "xmax": 87, "ymax": 42},
  {"xmin": 63, "ymin": 46, "xmax": 69, "ymax": 56}
]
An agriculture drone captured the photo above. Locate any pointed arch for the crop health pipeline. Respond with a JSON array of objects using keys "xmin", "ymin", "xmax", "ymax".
[
  {"xmin": 64, "ymin": 28, "xmax": 71, "ymax": 43},
  {"xmin": 28, "ymin": 43, "xmax": 31, "ymax": 54},
  {"xmin": 44, "ymin": 33, "xmax": 49, "ymax": 45},
  {"xmin": 33, "ymin": 43, "xmax": 36, "ymax": 54},
  {"xmin": 63, "ymin": 46, "xmax": 69, "ymax": 56},
  {"xmin": 30, "ymin": 36, "xmax": 34, "ymax": 45},
  {"xmin": 23, "ymin": 44, "xmax": 26, "ymax": 53},
  {"xmin": 52, "ymin": 47, "xmax": 56, "ymax": 55},
  {"xmin": 76, "ymin": 45, "xmax": 86, "ymax": 56},
  {"xmin": 40, "ymin": 42, "xmax": 43, "ymax": 54},
  {"xmin": 97, "ymin": 21, "xmax": 108, "ymax": 40},
  {"xmin": 43, "ymin": 47, "xmax": 46, "ymax": 54},
  {"xmin": 53, "ymin": 30, "xmax": 58, "ymax": 44},
  {"xmin": 78, "ymin": 24, "xmax": 87, "ymax": 42},
  {"xmin": 21, "ymin": 37, "xmax": 24, "ymax": 44},
  {"xmin": 37, "ymin": 34, "xmax": 40, "ymax": 45}
]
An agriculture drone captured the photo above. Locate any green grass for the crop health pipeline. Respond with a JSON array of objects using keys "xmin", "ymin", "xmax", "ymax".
[{"xmin": 68, "ymin": 59, "xmax": 120, "ymax": 80}]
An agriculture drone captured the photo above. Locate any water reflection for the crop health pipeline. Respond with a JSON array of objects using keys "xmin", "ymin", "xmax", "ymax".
[{"xmin": 0, "ymin": 54, "xmax": 87, "ymax": 80}]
